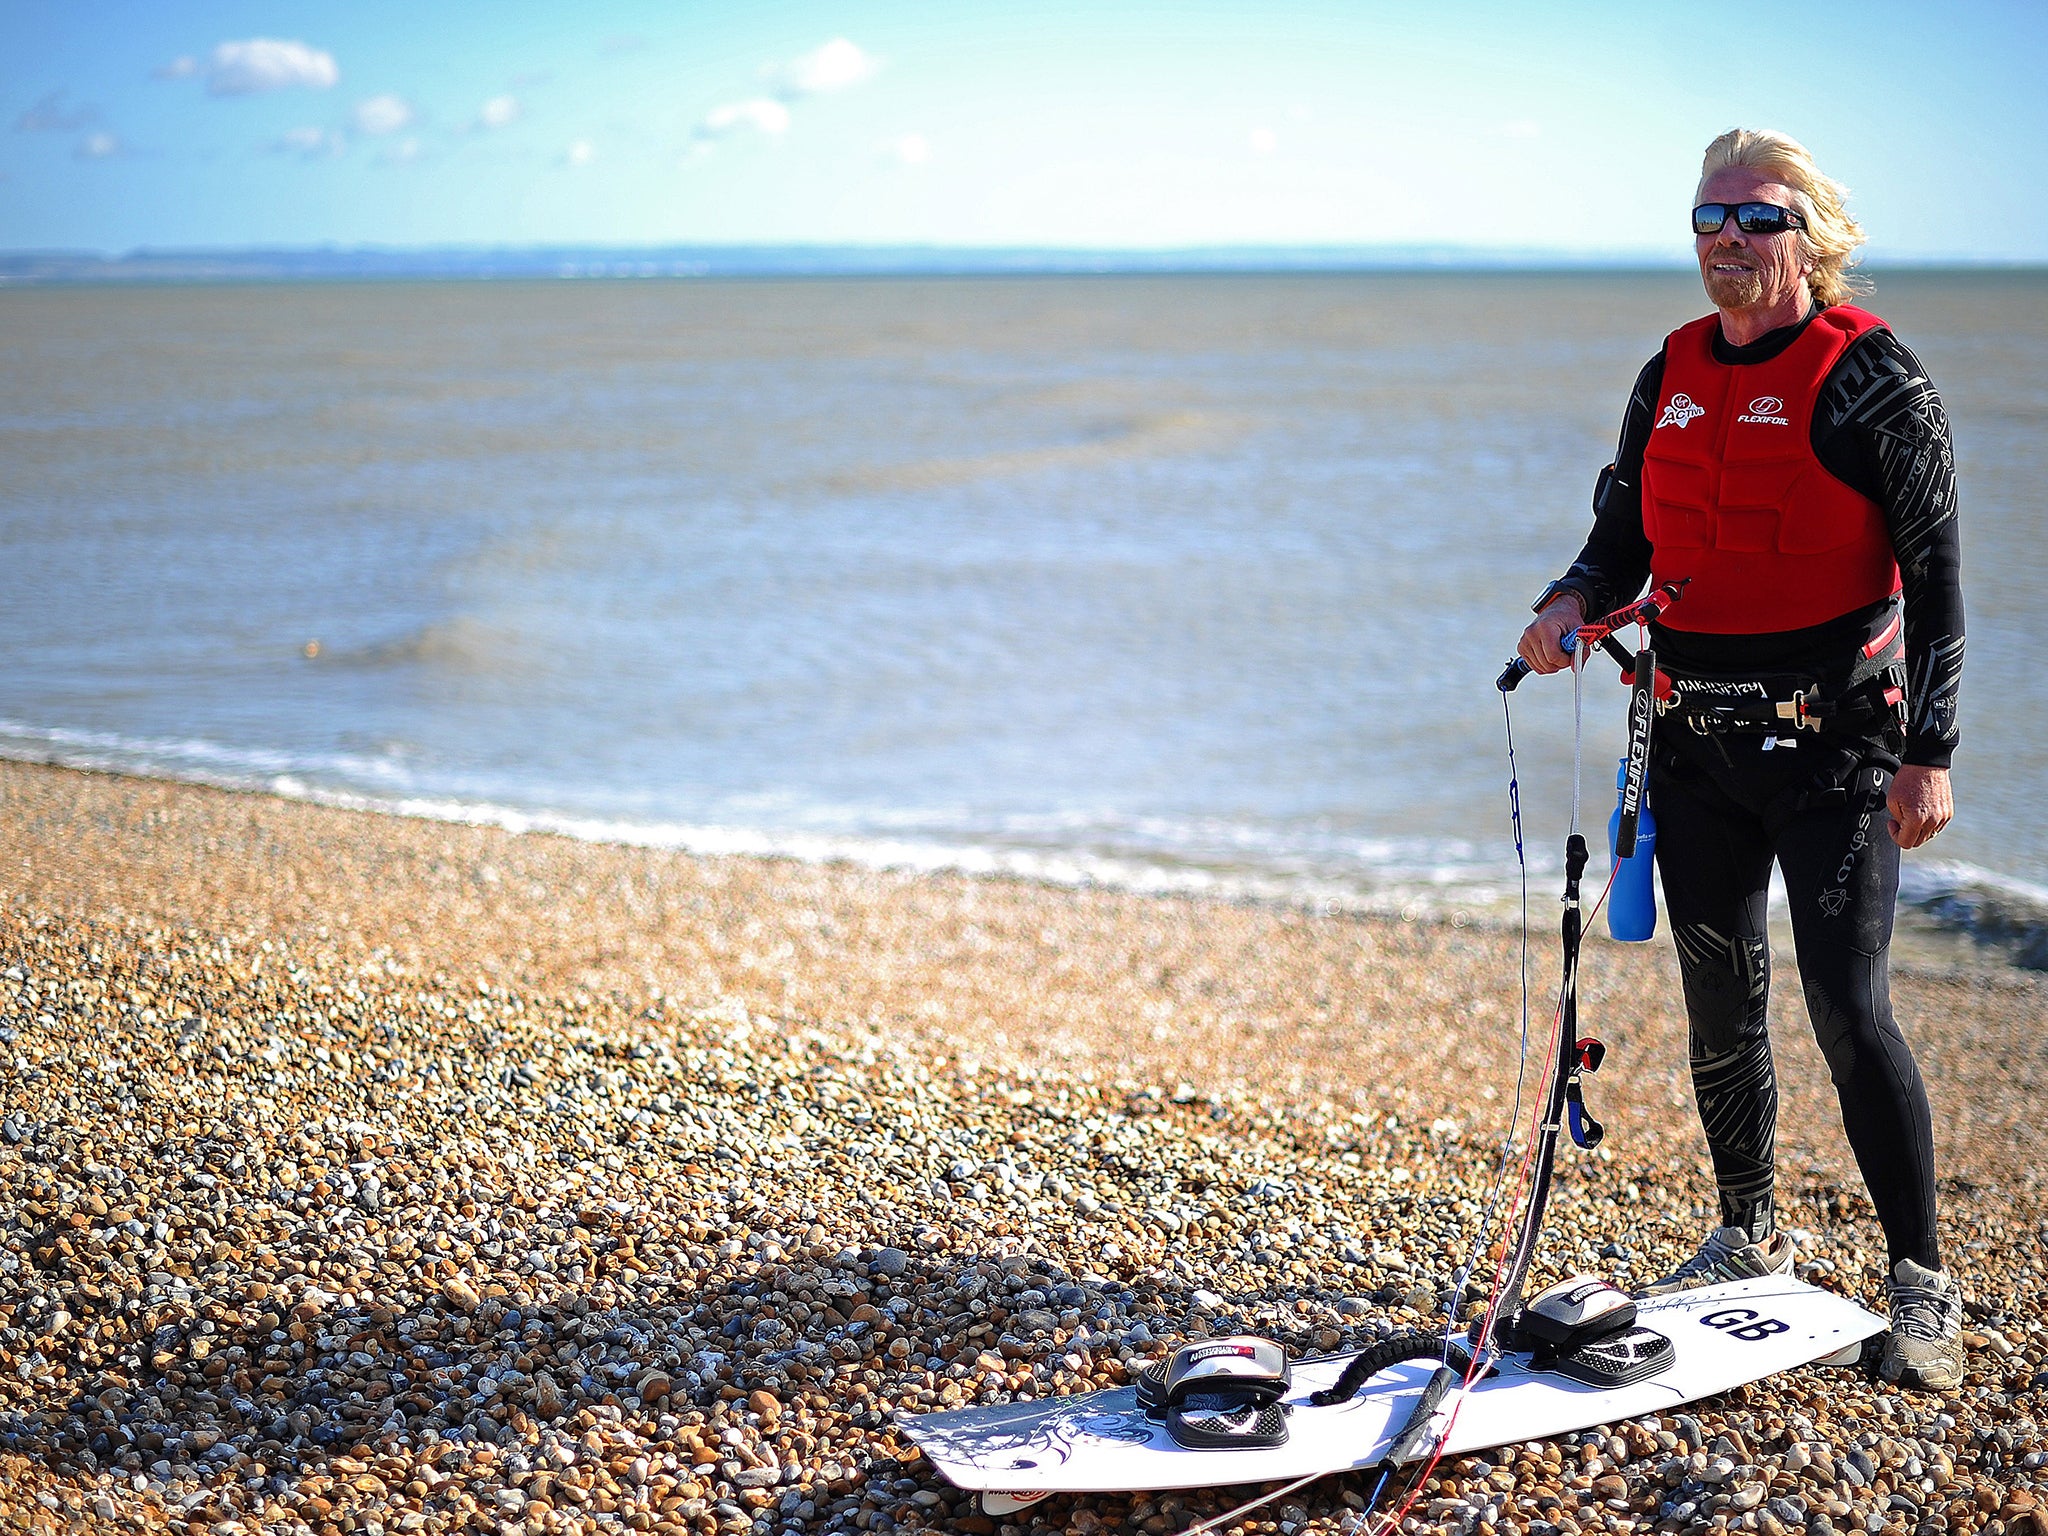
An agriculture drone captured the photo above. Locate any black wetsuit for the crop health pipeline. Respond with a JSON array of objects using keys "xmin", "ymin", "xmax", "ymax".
[{"xmin": 1549, "ymin": 310, "xmax": 1964, "ymax": 1271}]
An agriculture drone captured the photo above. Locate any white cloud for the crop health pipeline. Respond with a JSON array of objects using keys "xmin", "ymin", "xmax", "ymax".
[
  {"xmin": 889, "ymin": 132, "xmax": 929, "ymax": 165},
  {"xmin": 694, "ymin": 98, "xmax": 790, "ymax": 141},
  {"xmin": 690, "ymin": 36, "xmax": 873, "ymax": 154},
  {"xmin": 476, "ymin": 94, "xmax": 522, "ymax": 130},
  {"xmin": 75, "ymin": 131, "xmax": 122, "ymax": 160},
  {"xmin": 272, "ymin": 125, "xmax": 344, "ymax": 159},
  {"xmin": 352, "ymin": 94, "xmax": 415, "ymax": 136},
  {"xmin": 378, "ymin": 137, "xmax": 422, "ymax": 165},
  {"xmin": 152, "ymin": 56, "xmax": 200, "ymax": 81},
  {"xmin": 767, "ymin": 38, "xmax": 878, "ymax": 98},
  {"xmin": 1249, "ymin": 126, "xmax": 1278, "ymax": 155},
  {"xmin": 565, "ymin": 139, "xmax": 596, "ymax": 167},
  {"xmin": 15, "ymin": 91, "xmax": 99, "ymax": 132},
  {"xmin": 205, "ymin": 39, "xmax": 340, "ymax": 96}
]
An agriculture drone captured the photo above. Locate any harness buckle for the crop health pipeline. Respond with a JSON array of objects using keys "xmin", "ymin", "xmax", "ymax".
[{"xmin": 1775, "ymin": 688, "xmax": 1826, "ymax": 733}]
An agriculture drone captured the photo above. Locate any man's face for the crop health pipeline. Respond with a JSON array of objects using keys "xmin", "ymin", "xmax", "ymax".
[{"xmin": 1695, "ymin": 165, "xmax": 1814, "ymax": 314}]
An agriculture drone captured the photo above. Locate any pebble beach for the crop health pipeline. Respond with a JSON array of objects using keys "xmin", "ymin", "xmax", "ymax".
[{"xmin": 3, "ymin": 758, "xmax": 2046, "ymax": 1536}]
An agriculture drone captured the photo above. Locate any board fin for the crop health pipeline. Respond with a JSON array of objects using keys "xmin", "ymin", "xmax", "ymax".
[
  {"xmin": 1816, "ymin": 1334, "xmax": 1886, "ymax": 1372},
  {"xmin": 981, "ymin": 1490, "xmax": 1051, "ymax": 1516}
]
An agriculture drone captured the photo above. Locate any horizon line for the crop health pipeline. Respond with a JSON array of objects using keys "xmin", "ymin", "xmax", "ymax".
[
  {"xmin": 10, "ymin": 237, "xmax": 2044, "ymax": 259},
  {"xmin": 3, "ymin": 242, "xmax": 2041, "ymax": 286}
]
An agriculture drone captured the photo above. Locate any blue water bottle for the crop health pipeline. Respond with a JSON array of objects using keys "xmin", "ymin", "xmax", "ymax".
[{"xmin": 1607, "ymin": 757, "xmax": 1658, "ymax": 942}]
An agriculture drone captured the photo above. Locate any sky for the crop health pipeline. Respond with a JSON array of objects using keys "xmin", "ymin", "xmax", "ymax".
[{"xmin": 4, "ymin": 0, "xmax": 2045, "ymax": 259}]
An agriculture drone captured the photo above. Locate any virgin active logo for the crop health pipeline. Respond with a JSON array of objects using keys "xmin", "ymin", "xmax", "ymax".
[
  {"xmin": 1700, "ymin": 1307, "xmax": 1790, "ymax": 1342},
  {"xmin": 1738, "ymin": 395, "xmax": 1791, "ymax": 426},
  {"xmin": 1656, "ymin": 393, "xmax": 1706, "ymax": 429}
]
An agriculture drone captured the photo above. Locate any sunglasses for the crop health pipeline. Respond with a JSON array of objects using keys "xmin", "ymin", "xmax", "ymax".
[{"xmin": 1693, "ymin": 201, "xmax": 1808, "ymax": 236}]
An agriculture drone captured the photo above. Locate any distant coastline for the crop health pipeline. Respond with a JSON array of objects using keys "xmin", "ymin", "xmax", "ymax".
[
  {"xmin": 0, "ymin": 243, "xmax": 1688, "ymax": 285},
  {"xmin": 0, "ymin": 242, "xmax": 1828, "ymax": 285},
  {"xmin": 3, "ymin": 245, "xmax": 2038, "ymax": 287}
]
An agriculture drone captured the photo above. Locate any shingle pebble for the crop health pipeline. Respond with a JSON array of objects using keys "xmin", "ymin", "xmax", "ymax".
[{"xmin": 0, "ymin": 758, "xmax": 2044, "ymax": 1536}]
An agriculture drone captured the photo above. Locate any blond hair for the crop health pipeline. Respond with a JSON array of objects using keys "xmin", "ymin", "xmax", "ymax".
[{"xmin": 1699, "ymin": 128, "xmax": 1869, "ymax": 307}]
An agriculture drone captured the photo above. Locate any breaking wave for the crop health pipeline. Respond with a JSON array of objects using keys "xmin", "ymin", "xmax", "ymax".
[{"xmin": 3, "ymin": 716, "xmax": 2043, "ymax": 967}]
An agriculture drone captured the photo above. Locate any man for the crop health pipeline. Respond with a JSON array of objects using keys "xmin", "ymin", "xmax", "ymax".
[{"xmin": 1515, "ymin": 128, "xmax": 1967, "ymax": 1390}]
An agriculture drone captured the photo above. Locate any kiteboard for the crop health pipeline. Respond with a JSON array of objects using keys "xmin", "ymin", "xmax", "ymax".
[
  {"xmin": 900, "ymin": 589, "xmax": 1889, "ymax": 1522},
  {"xmin": 902, "ymin": 1274, "xmax": 1883, "ymax": 1508}
]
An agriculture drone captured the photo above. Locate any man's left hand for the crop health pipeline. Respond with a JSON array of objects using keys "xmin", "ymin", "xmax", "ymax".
[{"xmin": 1888, "ymin": 764, "xmax": 1953, "ymax": 849}]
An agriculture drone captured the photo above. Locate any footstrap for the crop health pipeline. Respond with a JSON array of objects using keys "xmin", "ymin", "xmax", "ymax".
[
  {"xmin": 1166, "ymin": 1394, "xmax": 1291, "ymax": 1451},
  {"xmin": 1505, "ymin": 1275, "xmax": 1639, "ymax": 1367},
  {"xmin": 1144, "ymin": 1336, "xmax": 1294, "ymax": 1451}
]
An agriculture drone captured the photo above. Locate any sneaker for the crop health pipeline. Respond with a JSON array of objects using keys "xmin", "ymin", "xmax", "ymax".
[
  {"xmin": 1879, "ymin": 1257, "xmax": 1966, "ymax": 1391},
  {"xmin": 1633, "ymin": 1225, "xmax": 1796, "ymax": 1297}
]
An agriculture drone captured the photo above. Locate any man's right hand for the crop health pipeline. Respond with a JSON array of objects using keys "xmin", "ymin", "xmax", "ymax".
[{"xmin": 1517, "ymin": 595, "xmax": 1587, "ymax": 675}]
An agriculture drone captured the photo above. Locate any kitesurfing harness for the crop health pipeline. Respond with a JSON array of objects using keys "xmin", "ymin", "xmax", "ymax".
[
  {"xmin": 1511, "ymin": 584, "xmax": 1909, "ymax": 746},
  {"xmin": 1654, "ymin": 604, "xmax": 1908, "ymax": 741}
]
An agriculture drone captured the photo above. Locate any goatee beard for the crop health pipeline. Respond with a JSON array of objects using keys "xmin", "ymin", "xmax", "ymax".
[{"xmin": 1704, "ymin": 267, "xmax": 1765, "ymax": 309}]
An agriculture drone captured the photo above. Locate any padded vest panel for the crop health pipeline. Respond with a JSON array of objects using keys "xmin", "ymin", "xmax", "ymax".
[{"xmin": 1642, "ymin": 306, "xmax": 1902, "ymax": 633}]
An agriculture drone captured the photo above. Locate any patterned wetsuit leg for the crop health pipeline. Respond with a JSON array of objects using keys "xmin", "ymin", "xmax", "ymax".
[
  {"xmin": 1772, "ymin": 750, "xmax": 1940, "ymax": 1271},
  {"xmin": 1650, "ymin": 752, "xmax": 1780, "ymax": 1242},
  {"xmin": 1652, "ymin": 731, "xmax": 1941, "ymax": 1271}
]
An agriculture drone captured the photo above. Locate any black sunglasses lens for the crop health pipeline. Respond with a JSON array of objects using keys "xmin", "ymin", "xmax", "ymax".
[
  {"xmin": 1734, "ymin": 203, "xmax": 1792, "ymax": 234},
  {"xmin": 1692, "ymin": 203, "xmax": 1729, "ymax": 235}
]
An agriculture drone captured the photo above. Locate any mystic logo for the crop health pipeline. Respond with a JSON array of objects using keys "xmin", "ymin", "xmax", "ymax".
[
  {"xmin": 1672, "ymin": 678, "xmax": 1768, "ymax": 699},
  {"xmin": 1738, "ymin": 395, "xmax": 1791, "ymax": 426},
  {"xmin": 1656, "ymin": 393, "xmax": 1706, "ymax": 430},
  {"xmin": 1824, "ymin": 766, "xmax": 1884, "ymax": 900},
  {"xmin": 1700, "ymin": 1307, "xmax": 1790, "ymax": 1342}
]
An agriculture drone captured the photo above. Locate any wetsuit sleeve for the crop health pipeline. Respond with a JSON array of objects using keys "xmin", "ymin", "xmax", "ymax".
[
  {"xmin": 1814, "ymin": 330, "xmax": 1965, "ymax": 768},
  {"xmin": 1549, "ymin": 350, "xmax": 1663, "ymax": 619}
]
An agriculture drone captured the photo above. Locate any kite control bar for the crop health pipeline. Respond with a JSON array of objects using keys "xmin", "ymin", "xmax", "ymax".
[
  {"xmin": 1572, "ymin": 579, "xmax": 1690, "ymax": 647},
  {"xmin": 1496, "ymin": 580, "xmax": 1690, "ymax": 693},
  {"xmin": 1481, "ymin": 578, "xmax": 1688, "ymax": 1336}
]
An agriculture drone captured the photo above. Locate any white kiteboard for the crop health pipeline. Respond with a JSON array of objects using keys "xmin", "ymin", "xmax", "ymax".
[{"xmin": 902, "ymin": 1276, "xmax": 1883, "ymax": 1505}]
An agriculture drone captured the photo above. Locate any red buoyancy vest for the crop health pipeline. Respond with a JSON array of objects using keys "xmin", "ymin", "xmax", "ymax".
[{"xmin": 1641, "ymin": 305, "xmax": 1901, "ymax": 633}]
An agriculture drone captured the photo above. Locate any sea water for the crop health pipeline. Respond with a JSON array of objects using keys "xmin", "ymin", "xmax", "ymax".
[{"xmin": 2, "ymin": 272, "xmax": 2043, "ymax": 956}]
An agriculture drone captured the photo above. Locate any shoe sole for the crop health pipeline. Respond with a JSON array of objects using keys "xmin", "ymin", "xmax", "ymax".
[{"xmin": 1880, "ymin": 1350, "xmax": 1965, "ymax": 1392}]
